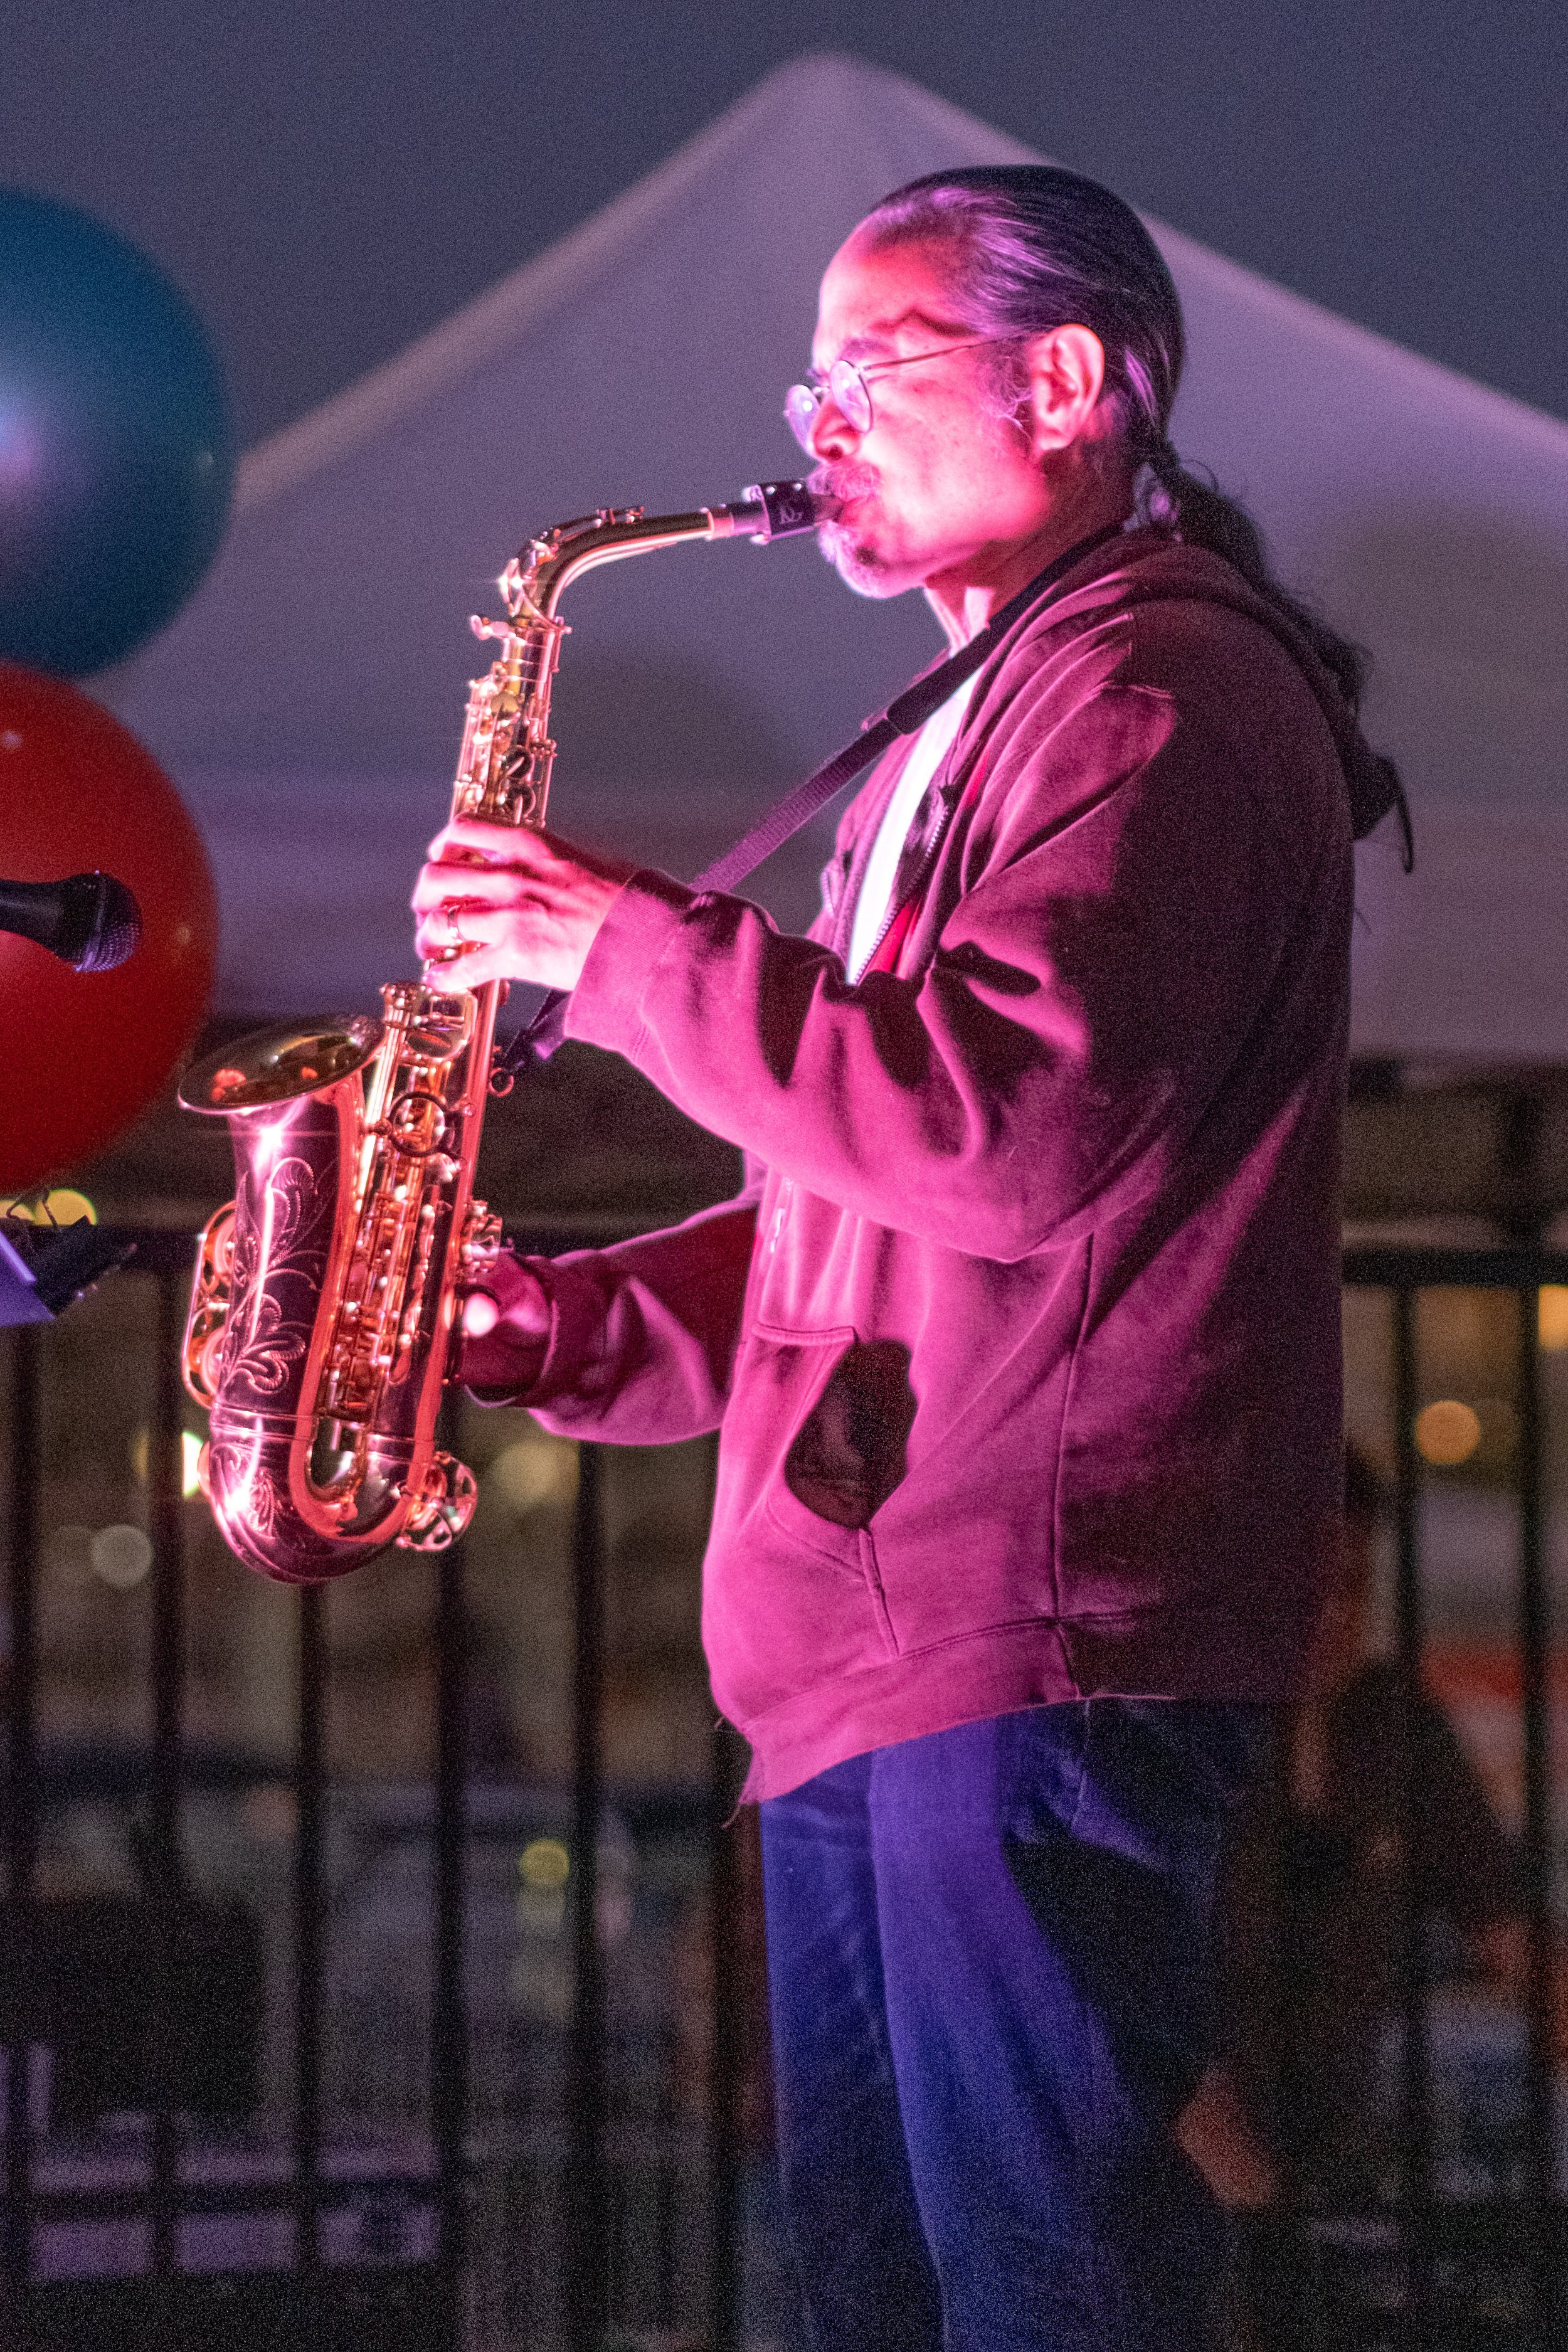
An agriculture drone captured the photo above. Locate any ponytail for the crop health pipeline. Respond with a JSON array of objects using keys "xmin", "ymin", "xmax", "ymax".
[
  {"xmin": 1140, "ymin": 440, "xmax": 1408, "ymax": 857},
  {"xmin": 1142, "ymin": 440, "xmax": 1359, "ymax": 704}
]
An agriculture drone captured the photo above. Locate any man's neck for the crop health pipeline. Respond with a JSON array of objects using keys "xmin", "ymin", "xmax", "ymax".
[{"xmin": 922, "ymin": 477, "xmax": 1134, "ymax": 650}]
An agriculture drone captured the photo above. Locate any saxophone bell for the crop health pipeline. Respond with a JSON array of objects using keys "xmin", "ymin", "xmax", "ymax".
[{"xmin": 181, "ymin": 1016, "xmax": 383, "ymax": 1113}]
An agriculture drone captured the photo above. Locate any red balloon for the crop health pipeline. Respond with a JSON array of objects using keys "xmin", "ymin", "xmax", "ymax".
[{"xmin": 0, "ymin": 662, "xmax": 216, "ymax": 1191}]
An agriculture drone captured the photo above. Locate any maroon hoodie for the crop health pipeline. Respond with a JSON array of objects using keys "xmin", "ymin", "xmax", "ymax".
[{"xmin": 473, "ymin": 530, "xmax": 1364, "ymax": 1801}]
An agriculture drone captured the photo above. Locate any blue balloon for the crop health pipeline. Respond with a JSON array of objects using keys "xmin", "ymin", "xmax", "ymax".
[{"xmin": 0, "ymin": 190, "xmax": 234, "ymax": 677}]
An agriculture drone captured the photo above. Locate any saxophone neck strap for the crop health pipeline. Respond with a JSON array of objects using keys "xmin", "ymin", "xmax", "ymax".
[{"xmin": 502, "ymin": 521, "xmax": 1126, "ymax": 1073}]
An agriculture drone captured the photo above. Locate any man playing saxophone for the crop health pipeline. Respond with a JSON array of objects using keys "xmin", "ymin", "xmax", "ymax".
[{"xmin": 413, "ymin": 165, "xmax": 1394, "ymax": 2349}]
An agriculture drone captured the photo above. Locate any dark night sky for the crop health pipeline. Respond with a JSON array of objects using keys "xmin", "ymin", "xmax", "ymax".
[{"xmin": 3, "ymin": 0, "xmax": 1564, "ymax": 448}]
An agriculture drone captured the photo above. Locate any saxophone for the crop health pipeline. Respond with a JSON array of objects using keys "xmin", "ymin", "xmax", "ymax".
[{"xmin": 179, "ymin": 480, "xmax": 823, "ymax": 1581}]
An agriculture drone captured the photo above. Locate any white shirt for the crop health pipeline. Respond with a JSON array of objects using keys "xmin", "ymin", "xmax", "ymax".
[{"xmin": 845, "ymin": 672, "xmax": 978, "ymax": 982}]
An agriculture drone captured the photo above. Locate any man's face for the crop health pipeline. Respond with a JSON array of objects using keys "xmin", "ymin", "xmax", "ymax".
[{"xmin": 806, "ymin": 229, "xmax": 1059, "ymax": 602}]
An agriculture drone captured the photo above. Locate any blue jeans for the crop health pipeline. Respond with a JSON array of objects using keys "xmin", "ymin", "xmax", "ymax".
[{"xmin": 760, "ymin": 1700, "xmax": 1272, "ymax": 2352}]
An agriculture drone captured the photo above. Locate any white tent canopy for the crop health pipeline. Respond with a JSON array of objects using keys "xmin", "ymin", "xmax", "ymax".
[{"xmin": 109, "ymin": 52, "xmax": 1568, "ymax": 1058}]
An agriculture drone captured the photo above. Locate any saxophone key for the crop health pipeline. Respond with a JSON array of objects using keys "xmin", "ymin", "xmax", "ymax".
[{"xmin": 386, "ymin": 1089, "xmax": 448, "ymax": 1157}]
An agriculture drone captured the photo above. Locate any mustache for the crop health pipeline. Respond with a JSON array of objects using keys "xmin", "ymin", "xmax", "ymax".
[{"xmin": 807, "ymin": 462, "xmax": 878, "ymax": 509}]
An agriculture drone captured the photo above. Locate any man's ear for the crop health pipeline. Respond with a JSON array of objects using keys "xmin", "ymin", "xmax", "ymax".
[{"xmin": 1022, "ymin": 324, "xmax": 1108, "ymax": 456}]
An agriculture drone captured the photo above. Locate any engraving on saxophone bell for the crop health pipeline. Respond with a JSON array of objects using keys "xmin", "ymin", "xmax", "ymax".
[{"xmin": 180, "ymin": 482, "xmax": 818, "ymax": 1579}]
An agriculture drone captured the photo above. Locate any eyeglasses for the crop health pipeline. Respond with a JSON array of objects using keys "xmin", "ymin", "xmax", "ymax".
[{"xmin": 783, "ymin": 337, "xmax": 1007, "ymax": 450}]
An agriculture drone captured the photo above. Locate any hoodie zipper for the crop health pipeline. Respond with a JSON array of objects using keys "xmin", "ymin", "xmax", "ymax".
[{"xmin": 854, "ymin": 773, "xmax": 965, "ymax": 981}]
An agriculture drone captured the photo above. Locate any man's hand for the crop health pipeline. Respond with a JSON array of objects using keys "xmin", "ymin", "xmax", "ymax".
[
  {"xmin": 1172, "ymin": 2063, "xmax": 1280, "ymax": 2212},
  {"xmin": 412, "ymin": 815, "xmax": 637, "ymax": 992},
  {"xmin": 458, "ymin": 1253, "xmax": 552, "ymax": 1397}
]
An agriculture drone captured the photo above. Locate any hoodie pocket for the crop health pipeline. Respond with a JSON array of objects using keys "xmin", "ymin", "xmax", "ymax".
[
  {"xmin": 778, "ymin": 1337, "xmax": 917, "ymax": 1532},
  {"xmin": 705, "ymin": 1328, "xmax": 900, "ymax": 1708}
]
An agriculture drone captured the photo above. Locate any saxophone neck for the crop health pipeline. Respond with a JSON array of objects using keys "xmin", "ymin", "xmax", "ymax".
[
  {"xmin": 503, "ymin": 481, "xmax": 829, "ymax": 624},
  {"xmin": 499, "ymin": 505, "xmax": 706, "ymax": 628},
  {"xmin": 453, "ymin": 482, "xmax": 829, "ymax": 830}
]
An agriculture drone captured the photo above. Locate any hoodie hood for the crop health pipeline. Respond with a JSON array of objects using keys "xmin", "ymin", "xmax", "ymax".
[{"xmin": 1013, "ymin": 526, "xmax": 1408, "ymax": 857}]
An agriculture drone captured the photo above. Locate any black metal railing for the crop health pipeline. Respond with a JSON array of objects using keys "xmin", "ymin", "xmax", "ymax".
[
  {"xmin": 3, "ymin": 1225, "xmax": 749, "ymax": 2352},
  {"xmin": 1336, "ymin": 1243, "xmax": 1565, "ymax": 2351},
  {"xmin": 3, "ymin": 1233, "xmax": 448, "ymax": 2346},
  {"xmin": 4, "ymin": 1230, "xmax": 1565, "ymax": 2348}
]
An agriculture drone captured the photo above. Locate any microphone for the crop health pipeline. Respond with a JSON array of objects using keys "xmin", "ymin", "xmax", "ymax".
[{"xmin": 0, "ymin": 871, "xmax": 142, "ymax": 972}]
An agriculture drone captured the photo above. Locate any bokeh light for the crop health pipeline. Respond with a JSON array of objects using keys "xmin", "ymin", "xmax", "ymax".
[
  {"xmin": 489, "ymin": 1433, "xmax": 578, "ymax": 1515},
  {"xmin": 1414, "ymin": 1399, "xmax": 1482, "ymax": 1467},
  {"xmin": 1539, "ymin": 1286, "xmax": 1568, "ymax": 1352},
  {"xmin": 129, "ymin": 1426, "xmax": 208, "ymax": 1495},
  {"xmin": 90, "ymin": 1522, "xmax": 152, "ymax": 1588},
  {"xmin": 519, "ymin": 1837, "xmax": 571, "ymax": 1890}
]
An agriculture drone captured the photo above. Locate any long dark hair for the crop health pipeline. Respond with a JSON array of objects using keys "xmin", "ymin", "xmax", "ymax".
[{"xmin": 862, "ymin": 166, "xmax": 1372, "ymax": 714}]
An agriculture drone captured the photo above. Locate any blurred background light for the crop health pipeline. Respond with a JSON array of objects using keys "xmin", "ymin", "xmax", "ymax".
[
  {"xmin": 1, "ymin": 1188, "xmax": 97, "ymax": 1224},
  {"xmin": 519, "ymin": 1838, "xmax": 571, "ymax": 1890},
  {"xmin": 1539, "ymin": 1285, "xmax": 1568, "ymax": 1351},
  {"xmin": 1414, "ymin": 1399, "xmax": 1483, "ymax": 1467},
  {"xmin": 89, "ymin": 1522, "xmax": 152, "ymax": 1588},
  {"xmin": 129, "ymin": 1425, "xmax": 208, "ymax": 1495},
  {"xmin": 489, "ymin": 1433, "xmax": 578, "ymax": 1515}
]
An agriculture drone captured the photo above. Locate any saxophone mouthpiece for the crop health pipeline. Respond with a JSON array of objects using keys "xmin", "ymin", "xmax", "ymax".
[
  {"xmin": 712, "ymin": 480, "xmax": 834, "ymax": 542},
  {"xmin": 747, "ymin": 480, "xmax": 834, "ymax": 537}
]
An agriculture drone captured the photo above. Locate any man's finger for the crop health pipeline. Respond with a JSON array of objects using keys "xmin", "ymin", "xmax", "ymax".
[
  {"xmin": 426, "ymin": 817, "xmax": 567, "ymax": 867},
  {"xmin": 425, "ymin": 813, "xmax": 522, "ymax": 861},
  {"xmin": 410, "ymin": 861, "xmax": 520, "ymax": 913}
]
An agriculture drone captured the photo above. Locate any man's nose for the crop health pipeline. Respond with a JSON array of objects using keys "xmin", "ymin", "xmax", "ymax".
[{"xmin": 808, "ymin": 393, "xmax": 858, "ymax": 461}]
